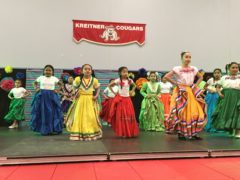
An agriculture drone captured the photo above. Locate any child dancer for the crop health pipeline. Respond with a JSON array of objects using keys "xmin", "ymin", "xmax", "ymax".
[
  {"xmin": 164, "ymin": 52, "xmax": 207, "ymax": 140},
  {"xmin": 31, "ymin": 65, "xmax": 63, "ymax": 135},
  {"xmin": 100, "ymin": 79, "xmax": 118, "ymax": 124},
  {"xmin": 139, "ymin": 71, "xmax": 165, "ymax": 131},
  {"xmin": 212, "ymin": 62, "xmax": 240, "ymax": 138},
  {"xmin": 109, "ymin": 66, "xmax": 139, "ymax": 138},
  {"xmin": 160, "ymin": 75, "xmax": 173, "ymax": 119},
  {"xmin": 4, "ymin": 79, "xmax": 30, "ymax": 128},
  {"xmin": 197, "ymin": 69, "xmax": 206, "ymax": 90},
  {"xmin": 60, "ymin": 75, "xmax": 75, "ymax": 120},
  {"xmin": 204, "ymin": 68, "xmax": 222, "ymax": 132},
  {"xmin": 66, "ymin": 64, "xmax": 102, "ymax": 141}
]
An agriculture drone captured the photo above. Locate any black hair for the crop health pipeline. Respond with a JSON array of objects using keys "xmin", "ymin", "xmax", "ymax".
[
  {"xmin": 149, "ymin": 71, "xmax": 157, "ymax": 75},
  {"xmin": 43, "ymin": 64, "xmax": 54, "ymax": 76},
  {"xmin": 212, "ymin": 68, "xmax": 222, "ymax": 80},
  {"xmin": 213, "ymin": 68, "xmax": 222, "ymax": 73},
  {"xmin": 181, "ymin": 51, "xmax": 190, "ymax": 59},
  {"xmin": 15, "ymin": 79, "xmax": 22, "ymax": 84},
  {"xmin": 68, "ymin": 75, "xmax": 74, "ymax": 80},
  {"xmin": 118, "ymin": 66, "xmax": 128, "ymax": 76},
  {"xmin": 15, "ymin": 79, "xmax": 23, "ymax": 87},
  {"xmin": 206, "ymin": 76, "xmax": 211, "ymax": 81},
  {"xmin": 225, "ymin": 62, "xmax": 239, "ymax": 74},
  {"xmin": 118, "ymin": 66, "xmax": 128, "ymax": 89},
  {"xmin": 161, "ymin": 72, "xmax": 166, "ymax": 77},
  {"xmin": 92, "ymin": 70, "xmax": 96, "ymax": 78},
  {"xmin": 109, "ymin": 79, "xmax": 115, "ymax": 83},
  {"xmin": 161, "ymin": 73, "xmax": 167, "ymax": 80},
  {"xmin": 148, "ymin": 71, "xmax": 159, "ymax": 81},
  {"xmin": 81, "ymin": 64, "xmax": 93, "ymax": 74},
  {"xmin": 78, "ymin": 64, "xmax": 94, "ymax": 88},
  {"xmin": 67, "ymin": 73, "xmax": 74, "ymax": 78}
]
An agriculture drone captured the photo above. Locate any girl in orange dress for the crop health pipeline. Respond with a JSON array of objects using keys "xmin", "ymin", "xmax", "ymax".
[{"xmin": 164, "ymin": 52, "xmax": 207, "ymax": 140}]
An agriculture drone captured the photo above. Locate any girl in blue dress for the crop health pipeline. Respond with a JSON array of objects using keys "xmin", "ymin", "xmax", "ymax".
[{"xmin": 31, "ymin": 65, "xmax": 63, "ymax": 135}]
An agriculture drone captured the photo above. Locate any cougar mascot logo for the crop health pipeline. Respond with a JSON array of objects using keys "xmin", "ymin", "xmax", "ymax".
[{"xmin": 100, "ymin": 25, "xmax": 120, "ymax": 41}]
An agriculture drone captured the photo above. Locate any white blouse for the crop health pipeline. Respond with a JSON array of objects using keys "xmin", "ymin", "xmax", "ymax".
[
  {"xmin": 172, "ymin": 66, "xmax": 198, "ymax": 86},
  {"xmin": 114, "ymin": 78, "xmax": 134, "ymax": 97},
  {"xmin": 36, "ymin": 76, "xmax": 59, "ymax": 90},
  {"xmin": 9, "ymin": 87, "xmax": 27, "ymax": 99},
  {"xmin": 104, "ymin": 86, "xmax": 119, "ymax": 98},
  {"xmin": 219, "ymin": 75, "xmax": 240, "ymax": 90},
  {"xmin": 159, "ymin": 82, "xmax": 173, "ymax": 94},
  {"xmin": 206, "ymin": 78, "xmax": 221, "ymax": 92}
]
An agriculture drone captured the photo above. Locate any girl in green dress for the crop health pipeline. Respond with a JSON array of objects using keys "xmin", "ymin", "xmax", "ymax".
[
  {"xmin": 212, "ymin": 62, "xmax": 240, "ymax": 138},
  {"xmin": 4, "ymin": 79, "xmax": 30, "ymax": 128},
  {"xmin": 139, "ymin": 71, "xmax": 165, "ymax": 131}
]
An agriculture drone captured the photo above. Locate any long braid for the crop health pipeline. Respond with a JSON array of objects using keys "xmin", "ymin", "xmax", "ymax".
[
  {"xmin": 118, "ymin": 66, "xmax": 128, "ymax": 89},
  {"xmin": 120, "ymin": 74, "xmax": 123, "ymax": 89},
  {"xmin": 79, "ymin": 73, "xmax": 84, "ymax": 88},
  {"xmin": 225, "ymin": 64, "xmax": 229, "ymax": 74}
]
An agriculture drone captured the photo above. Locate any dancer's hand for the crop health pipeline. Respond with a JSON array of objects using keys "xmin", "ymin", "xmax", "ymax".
[
  {"xmin": 146, "ymin": 94, "xmax": 151, "ymax": 99},
  {"xmin": 219, "ymin": 93, "xmax": 224, "ymax": 99},
  {"xmin": 21, "ymin": 95, "xmax": 27, "ymax": 99},
  {"xmin": 103, "ymin": 95, "xmax": 109, "ymax": 99},
  {"xmin": 92, "ymin": 96, "xmax": 98, "ymax": 101},
  {"xmin": 130, "ymin": 90, "xmax": 135, "ymax": 97},
  {"xmin": 35, "ymin": 88, "xmax": 40, "ymax": 93},
  {"xmin": 175, "ymin": 82, "xmax": 182, "ymax": 88},
  {"xmin": 155, "ymin": 94, "xmax": 161, "ymax": 99},
  {"xmin": 208, "ymin": 89, "xmax": 214, "ymax": 93},
  {"xmin": 75, "ymin": 92, "xmax": 80, "ymax": 99}
]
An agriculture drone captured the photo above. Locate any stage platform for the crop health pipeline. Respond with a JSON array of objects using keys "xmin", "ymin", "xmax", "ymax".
[{"xmin": 1, "ymin": 126, "xmax": 240, "ymax": 165}]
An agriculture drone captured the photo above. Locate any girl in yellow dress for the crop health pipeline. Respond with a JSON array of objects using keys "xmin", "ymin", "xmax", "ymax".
[{"xmin": 66, "ymin": 64, "xmax": 102, "ymax": 141}]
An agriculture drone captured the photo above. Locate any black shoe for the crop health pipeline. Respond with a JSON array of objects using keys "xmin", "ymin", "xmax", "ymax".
[
  {"xmin": 178, "ymin": 134, "xmax": 186, "ymax": 140},
  {"xmin": 192, "ymin": 136, "xmax": 203, "ymax": 140}
]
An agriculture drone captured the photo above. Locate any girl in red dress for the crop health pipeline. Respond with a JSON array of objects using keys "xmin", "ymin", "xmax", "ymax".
[
  {"xmin": 109, "ymin": 66, "xmax": 139, "ymax": 138},
  {"xmin": 160, "ymin": 75, "xmax": 173, "ymax": 120},
  {"xmin": 100, "ymin": 79, "xmax": 118, "ymax": 124}
]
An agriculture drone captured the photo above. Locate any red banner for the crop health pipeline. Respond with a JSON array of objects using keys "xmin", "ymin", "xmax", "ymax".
[{"xmin": 73, "ymin": 20, "xmax": 146, "ymax": 46}]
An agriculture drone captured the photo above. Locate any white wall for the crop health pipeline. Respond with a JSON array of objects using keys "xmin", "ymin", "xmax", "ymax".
[
  {"xmin": 0, "ymin": 0, "xmax": 239, "ymax": 71},
  {"xmin": 229, "ymin": 0, "xmax": 240, "ymax": 63}
]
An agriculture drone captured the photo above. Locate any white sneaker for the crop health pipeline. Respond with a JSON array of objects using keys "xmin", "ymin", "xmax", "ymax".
[
  {"xmin": 8, "ymin": 124, "xmax": 18, "ymax": 129},
  {"xmin": 235, "ymin": 130, "xmax": 240, "ymax": 139},
  {"xmin": 70, "ymin": 135, "xmax": 80, "ymax": 141},
  {"xmin": 235, "ymin": 134, "xmax": 240, "ymax": 139}
]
